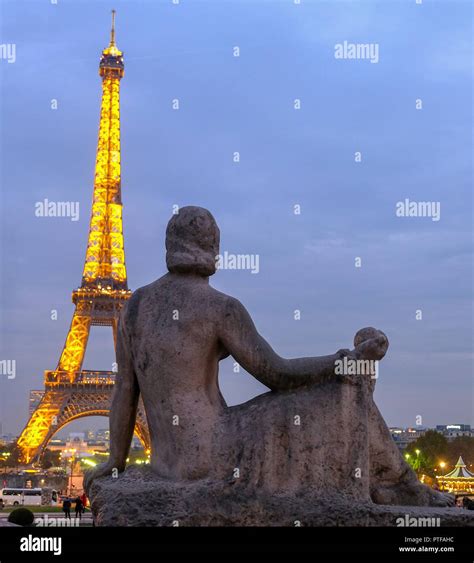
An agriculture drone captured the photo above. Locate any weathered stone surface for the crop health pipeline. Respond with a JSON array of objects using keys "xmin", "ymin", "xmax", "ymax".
[
  {"xmin": 85, "ymin": 206, "xmax": 457, "ymax": 525},
  {"xmin": 89, "ymin": 466, "xmax": 474, "ymax": 527}
]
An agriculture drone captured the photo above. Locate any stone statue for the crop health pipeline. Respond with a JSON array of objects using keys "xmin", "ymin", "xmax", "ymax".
[{"xmin": 85, "ymin": 206, "xmax": 460, "ymax": 526}]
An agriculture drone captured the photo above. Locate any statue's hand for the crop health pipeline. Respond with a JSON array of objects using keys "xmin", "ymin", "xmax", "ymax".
[
  {"xmin": 83, "ymin": 460, "xmax": 121, "ymax": 493},
  {"xmin": 353, "ymin": 327, "xmax": 389, "ymax": 361}
]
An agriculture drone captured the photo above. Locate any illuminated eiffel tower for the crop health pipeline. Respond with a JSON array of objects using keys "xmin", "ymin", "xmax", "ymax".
[{"xmin": 17, "ymin": 11, "xmax": 150, "ymax": 464}]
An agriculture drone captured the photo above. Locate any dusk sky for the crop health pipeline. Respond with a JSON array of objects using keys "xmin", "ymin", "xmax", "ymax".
[{"xmin": 0, "ymin": 0, "xmax": 472, "ymax": 438}]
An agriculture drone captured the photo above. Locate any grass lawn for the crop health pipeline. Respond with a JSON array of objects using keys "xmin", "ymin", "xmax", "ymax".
[{"xmin": 0, "ymin": 506, "xmax": 64, "ymax": 513}]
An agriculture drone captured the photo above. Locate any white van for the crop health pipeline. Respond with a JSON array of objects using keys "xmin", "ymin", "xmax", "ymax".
[{"xmin": 0, "ymin": 488, "xmax": 58, "ymax": 507}]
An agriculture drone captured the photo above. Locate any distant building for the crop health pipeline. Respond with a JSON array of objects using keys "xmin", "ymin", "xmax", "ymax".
[
  {"xmin": 95, "ymin": 429, "xmax": 110, "ymax": 442},
  {"xmin": 435, "ymin": 424, "xmax": 472, "ymax": 440},
  {"xmin": 48, "ymin": 432, "xmax": 108, "ymax": 458},
  {"xmin": 29, "ymin": 390, "xmax": 44, "ymax": 416},
  {"xmin": 390, "ymin": 427, "xmax": 426, "ymax": 451},
  {"xmin": 48, "ymin": 438, "xmax": 66, "ymax": 450},
  {"xmin": 0, "ymin": 433, "xmax": 16, "ymax": 444},
  {"xmin": 62, "ymin": 433, "xmax": 89, "ymax": 458},
  {"xmin": 85, "ymin": 440, "xmax": 108, "ymax": 453},
  {"xmin": 390, "ymin": 425, "xmax": 473, "ymax": 451}
]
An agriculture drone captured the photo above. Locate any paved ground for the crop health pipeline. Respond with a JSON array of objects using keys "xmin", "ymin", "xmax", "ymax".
[{"xmin": 0, "ymin": 512, "xmax": 93, "ymax": 526}]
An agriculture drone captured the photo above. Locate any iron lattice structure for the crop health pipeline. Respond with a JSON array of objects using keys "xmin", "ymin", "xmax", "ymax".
[{"xmin": 17, "ymin": 12, "xmax": 150, "ymax": 464}]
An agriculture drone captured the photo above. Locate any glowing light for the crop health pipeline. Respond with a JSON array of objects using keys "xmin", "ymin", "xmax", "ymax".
[
  {"xmin": 15, "ymin": 11, "xmax": 150, "ymax": 466},
  {"xmin": 83, "ymin": 13, "xmax": 127, "ymax": 285},
  {"xmin": 82, "ymin": 459, "xmax": 97, "ymax": 467}
]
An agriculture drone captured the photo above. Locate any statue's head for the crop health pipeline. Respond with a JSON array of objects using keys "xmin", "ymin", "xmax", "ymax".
[{"xmin": 166, "ymin": 206, "xmax": 220, "ymax": 277}]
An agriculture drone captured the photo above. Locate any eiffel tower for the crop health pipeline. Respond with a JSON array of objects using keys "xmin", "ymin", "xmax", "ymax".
[{"xmin": 17, "ymin": 11, "xmax": 150, "ymax": 464}]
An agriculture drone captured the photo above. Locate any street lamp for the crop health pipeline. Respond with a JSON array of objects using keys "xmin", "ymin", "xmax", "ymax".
[
  {"xmin": 412, "ymin": 449, "xmax": 421, "ymax": 474},
  {"xmin": 68, "ymin": 449, "xmax": 76, "ymax": 496}
]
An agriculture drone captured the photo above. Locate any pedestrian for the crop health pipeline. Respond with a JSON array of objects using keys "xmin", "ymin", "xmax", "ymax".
[
  {"xmin": 74, "ymin": 496, "xmax": 83, "ymax": 520},
  {"xmin": 80, "ymin": 491, "xmax": 87, "ymax": 513},
  {"xmin": 62, "ymin": 497, "xmax": 71, "ymax": 520}
]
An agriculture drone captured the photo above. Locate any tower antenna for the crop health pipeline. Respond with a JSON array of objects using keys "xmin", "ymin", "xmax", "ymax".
[{"xmin": 110, "ymin": 9, "xmax": 116, "ymax": 47}]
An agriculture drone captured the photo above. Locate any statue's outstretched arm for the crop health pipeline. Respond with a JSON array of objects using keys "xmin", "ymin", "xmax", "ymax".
[
  {"xmin": 219, "ymin": 297, "xmax": 350, "ymax": 391},
  {"xmin": 219, "ymin": 297, "xmax": 387, "ymax": 391}
]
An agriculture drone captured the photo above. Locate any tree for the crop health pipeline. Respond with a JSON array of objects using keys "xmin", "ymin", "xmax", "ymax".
[
  {"xmin": 0, "ymin": 443, "xmax": 21, "ymax": 468},
  {"xmin": 446, "ymin": 436, "xmax": 474, "ymax": 468},
  {"xmin": 405, "ymin": 430, "xmax": 449, "ymax": 478},
  {"xmin": 40, "ymin": 449, "xmax": 62, "ymax": 470}
]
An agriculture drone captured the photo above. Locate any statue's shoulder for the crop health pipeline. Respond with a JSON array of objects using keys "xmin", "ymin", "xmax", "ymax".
[
  {"xmin": 122, "ymin": 279, "xmax": 161, "ymax": 321},
  {"xmin": 208, "ymin": 286, "xmax": 245, "ymax": 316},
  {"xmin": 208, "ymin": 285, "xmax": 234, "ymax": 304}
]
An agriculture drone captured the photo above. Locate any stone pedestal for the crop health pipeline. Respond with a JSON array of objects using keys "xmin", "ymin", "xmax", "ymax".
[{"xmin": 88, "ymin": 466, "xmax": 474, "ymax": 527}]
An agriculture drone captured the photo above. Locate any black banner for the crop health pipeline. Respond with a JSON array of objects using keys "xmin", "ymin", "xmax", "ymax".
[{"xmin": 0, "ymin": 526, "xmax": 473, "ymax": 562}]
